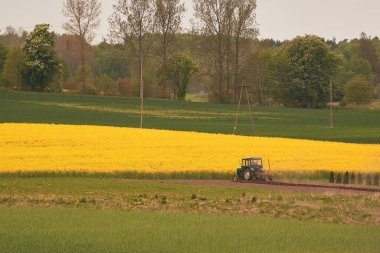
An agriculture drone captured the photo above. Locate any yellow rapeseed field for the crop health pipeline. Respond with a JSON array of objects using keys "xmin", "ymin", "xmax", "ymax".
[{"xmin": 0, "ymin": 123, "xmax": 379, "ymax": 173}]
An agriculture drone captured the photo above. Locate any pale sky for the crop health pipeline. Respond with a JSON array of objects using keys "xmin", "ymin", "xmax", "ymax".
[{"xmin": 0, "ymin": 0, "xmax": 379, "ymax": 43}]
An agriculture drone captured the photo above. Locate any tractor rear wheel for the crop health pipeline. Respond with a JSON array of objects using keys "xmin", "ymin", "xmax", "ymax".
[{"xmin": 243, "ymin": 169, "xmax": 252, "ymax": 181}]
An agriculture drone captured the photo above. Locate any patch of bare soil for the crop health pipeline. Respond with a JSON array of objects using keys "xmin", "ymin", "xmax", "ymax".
[{"xmin": 142, "ymin": 179, "xmax": 380, "ymax": 195}]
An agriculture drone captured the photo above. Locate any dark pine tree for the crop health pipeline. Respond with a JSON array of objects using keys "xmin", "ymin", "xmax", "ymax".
[
  {"xmin": 336, "ymin": 173, "xmax": 342, "ymax": 184},
  {"xmin": 350, "ymin": 172, "xmax": 356, "ymax": 184},
  {"xmin": 329, "ymin": 171, "xmax": 335, "ymax": 183},
  {"xmin": 357, "ymin": 173, "xmax": 363, "ymax": 185},
  {"xmin": 366, "ymin": 174, "xmax": 372, "ymax": 186},
  {"xmin": 374, "ymin": 174, "xmax": 379, "ymax": 186},
  {"xmin": 343, "ymin": 171, "xmax": 349, "ymax": 184}
]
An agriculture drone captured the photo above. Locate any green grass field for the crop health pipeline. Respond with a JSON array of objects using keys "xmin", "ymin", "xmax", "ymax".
[
  {"xmin": 1, "ymin": 177, "xmax": 379, "ymax": 225},
  {"xmin": 1, "ymin": 177, "xmax": 379, "ymax": 253},
  {"xmin": 1, "ymin": 207, "xmax": 379, "ymax": 253},
  {"xmin": 1, "ymin": 90, "xmax": 380, "ymax": 143}
]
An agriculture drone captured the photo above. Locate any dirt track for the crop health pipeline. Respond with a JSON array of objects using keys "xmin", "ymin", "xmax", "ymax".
[{"xmin": 151, "ymin": 179, "xmax": 380, "ymax": 194}]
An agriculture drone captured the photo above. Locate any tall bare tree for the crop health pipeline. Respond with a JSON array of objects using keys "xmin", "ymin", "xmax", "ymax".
[
  {"xmin": 194, "ymin": 0, "xmax": 236, "ymax": 103},
  {"xmin": 154, "ymin": 0, "xmax": 185, "ymax": 98},
  {"xmin": 232, "ymin": 0, "xmax": 258, "ymax": 102},
  {"xmin": 62, "ymin": 0, "xmax": 101, "ymax": 91},
  {"xmin": 108, "ymin": 0, "xmax": 155, "ymax": 128}
]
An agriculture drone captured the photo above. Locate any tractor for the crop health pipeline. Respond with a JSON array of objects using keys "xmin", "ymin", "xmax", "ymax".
[{"xmin": 233, "ymin": 157, "xmax": 273, "ymax": 182}]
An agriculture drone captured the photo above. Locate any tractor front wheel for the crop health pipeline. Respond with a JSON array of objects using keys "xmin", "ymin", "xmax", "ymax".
[{"xmin": 243, "ymin": 169, "xmax": 252, "ymax": 181}]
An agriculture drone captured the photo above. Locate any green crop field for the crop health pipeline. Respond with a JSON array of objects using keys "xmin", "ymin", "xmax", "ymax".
[
  {"xmin": 1, "ymin": 177, "xmax": 379, "ymax": 225},
  {"xmin": 1, "ymin": 207, "xmax": 379, "ymax": 253},
  {"xmin": 1, "ymin": 90, "xmax": 380, "ymax": 143},
  {"xmin": 0, "ymin": 177, "xmax": 379, "ymax": 253}
]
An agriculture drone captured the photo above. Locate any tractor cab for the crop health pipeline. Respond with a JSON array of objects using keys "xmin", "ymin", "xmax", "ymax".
[
  {"xmin": 234, "ymin": 157, "xmax": 272, "ymax": 182},
  {"xmin": 241, "ymin": 157, "xmax": 264, "ymax": 172}
]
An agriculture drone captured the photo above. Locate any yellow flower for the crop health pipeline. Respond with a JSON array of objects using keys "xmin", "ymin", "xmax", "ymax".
[{"xmin": 0, "ymin": 123, "xmax": 379, "ymax": 173}]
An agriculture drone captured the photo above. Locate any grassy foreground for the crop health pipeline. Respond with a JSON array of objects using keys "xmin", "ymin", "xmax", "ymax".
[
  {"xmin": 0, "ymin": 207, "xmax": 379, "ymax": 253},
  {"xmin": 1, "ymin": 177, "xmax": 379, "ymax": 225},
  {"xmin": 1, "ymin": 90, "xmax": 379, "ymax": 143}
]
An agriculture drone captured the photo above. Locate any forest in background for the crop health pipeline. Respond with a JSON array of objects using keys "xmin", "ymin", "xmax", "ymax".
[{"xmin": 0, "ymin": 0, "xmax": 378, "ymax": 108}]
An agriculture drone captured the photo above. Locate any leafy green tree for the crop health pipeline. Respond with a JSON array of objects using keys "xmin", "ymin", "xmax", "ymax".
[
  {"xmin": 336, "ymin": 56, "xmax": 373, "ymax": 100},
  {"xmin": 22, "ymin": 24, "xmax": 61, "ymax": 91},
  {"xmin": 96, "ymin": 73, "xmax": 115, "ymax": 95},
  {"xmin": 344, "ymin": 74, "xmax": 373, "ymax": 103},
  {"xmin": 0, "ymin": 42, "xmax": 8, "ymax": 75},
  {"xmin": 1, "ymin": 46, "xmax": 26, "ymax": 88},
  {"xmin": 278, "ymin": 35, "xmax": 340, "ymax": 108},
  {"xmin": 154, "ymin": 0, "xmax": 185, "ymax": 98},
  {"xmin": 194, "ymin": 0, "xmax": 258, "ymax": 103},
  {"xmin": 358, "ymin": 33, "xmax": 380, "ymax": 79},
  {"xmin": 63, "ymin": 0, "xmax": 102, "ymax": 92},
  {"xmin": 244, "ymin": 47, "xmax": 279, "ymax": 105},
  {"xmin": 335, "ymin": 39, "xmax": 375, "ymax": 101},
  {"xmin": 93, "ymin": 42, "xmax": 131, "ymax": 80},
  {"xmin": 168, "ymin": 53, "xmax": 198, "ymax": 100}
]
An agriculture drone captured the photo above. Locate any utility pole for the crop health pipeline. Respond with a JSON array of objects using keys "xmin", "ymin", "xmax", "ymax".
[
  {"xmin": 233, "ymin": 78, "xmax": 255, "ymax": 135},
  {"xmin": 140, "ymin": 42, "xmax": 144, "ymax": 129},
  {"xmin": 16, "ymin": 62, "xmax": 20, "ymax": 90},
  {"xmin": 233, "ymin": 84, "xmax": 244, "ymax": 135},
  {"xmin": 330, "ymin": 78, "xmax": 334, "ymax": 129}
]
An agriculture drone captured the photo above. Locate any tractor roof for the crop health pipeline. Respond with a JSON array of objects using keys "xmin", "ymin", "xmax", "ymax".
[{"xmin": 242, "ymin": 157, "xmax": 262, "ymax": 160}]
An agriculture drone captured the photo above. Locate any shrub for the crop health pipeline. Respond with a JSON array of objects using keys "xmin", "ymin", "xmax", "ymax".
[
  {"xmin": 343, "ymin": 171, "xmax": 349, "ymax": 184},
  {"xmin": 350, "ymin": 173, "xmax": 356, "ymax": 184},
  {"xmin": 344, "ymin": 74, "xmax": 373, "ymax": 104},
  {"xmin": 374, "ymin": 174, "xmax": 379, "ymax": 186},
  {"xmin": 191, "ymin": 193, "xmax": 197, "ymax": 200},
  {"xmin": 336, "ymin": 173, "xmax": 342, "ymax": 183},
  {"xmin": 329, "ymin": 171, "xmax": 335, "ymax": 183},
  {"xmin": 251, "ymin": 196, "xmax": 257, "ymax": 203},
  {"xmin": 366, "ymin": 174, "xmax": 372, "ymax": 186},
  {"xmin": 357, "ymin": 173, "xmax": 363, "ymax": 185}
]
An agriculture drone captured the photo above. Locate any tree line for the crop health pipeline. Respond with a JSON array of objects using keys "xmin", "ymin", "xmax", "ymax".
[{"xmin": 0, "ymin": 0, "xmax": 378, "ymax": 107}]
